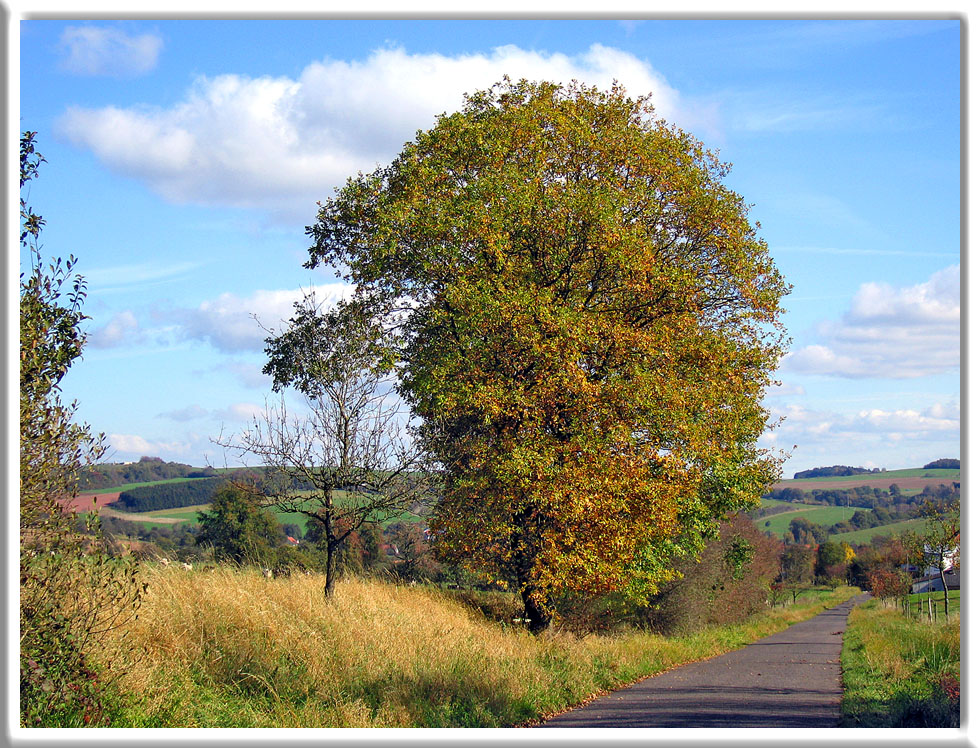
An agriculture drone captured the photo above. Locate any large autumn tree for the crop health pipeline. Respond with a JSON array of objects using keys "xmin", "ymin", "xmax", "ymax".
[{"xmin": 297, "ymin": 79, "xmax": 789, "ymax": 631}]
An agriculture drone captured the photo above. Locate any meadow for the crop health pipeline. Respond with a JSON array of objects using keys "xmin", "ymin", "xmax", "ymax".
[
  {"xmin": 840, "ymin": 598, "xmax": 959, "ymax": 727},
  {"xmin": 830, "ymin": 517, "xmax": 934, "ymax": 546},
  {"xmin": 754, "ymin": 504, "xmax": 865, "ymax": 536},
  {"xmin": 98, "ymin": 565, "xmax": 858, "ymax": 728}
]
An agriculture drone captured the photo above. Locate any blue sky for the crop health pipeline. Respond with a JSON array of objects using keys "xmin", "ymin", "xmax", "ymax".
[{"xmin": 15, "ymin": 17, "xmax": 961, "ymax": 477}]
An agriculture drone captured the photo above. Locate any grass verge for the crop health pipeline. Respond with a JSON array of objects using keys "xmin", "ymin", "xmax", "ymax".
[
  {"xmin": 96, "ymin": 566, "xmax": 858, "ymax": 728},
  {"xmin": 840, "ymin": 598, "xmax": 959, "ymax": 727}
]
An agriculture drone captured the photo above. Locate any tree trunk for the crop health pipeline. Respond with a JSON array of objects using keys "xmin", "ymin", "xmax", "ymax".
[
  {"xmin": 324, "ymin": 540, "xmax": 338, "ymax": 599},
  {"xmin": 520, "ymin": 585, "xmax": 552, "ymax": 634}
]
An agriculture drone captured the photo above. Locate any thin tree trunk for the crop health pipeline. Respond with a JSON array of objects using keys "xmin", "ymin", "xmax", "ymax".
[{"xmin": 324, "ymin": 541, "xmax": 337, "ymax": 599}]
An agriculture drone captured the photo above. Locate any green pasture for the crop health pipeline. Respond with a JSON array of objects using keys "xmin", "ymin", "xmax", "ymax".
[
  {"xmin": 831, "ymin": 516, "xmax": 933, "ymax": 546},
  {"xmin": 266, "ymin": 492, "xmax": 422, "ymax": 530},
  {"xmin": 757, "ymin": 497, "xmax": 792, "ymax": 509},
  {"xmin": 755, "ymin": 504, "xmax": 866, "ymax": 535},
  {"xmin": 907, "ymin": 589, "xmax": 960, "ymax": 616},
  {"xmin": 88, "ymin": 476, "xmax": 217, "ymax": 494}
]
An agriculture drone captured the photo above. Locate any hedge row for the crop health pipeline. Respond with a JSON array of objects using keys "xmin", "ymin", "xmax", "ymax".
[{"xmin": 112, "ymin": 478, "xmax": 227, "ymax": 513}]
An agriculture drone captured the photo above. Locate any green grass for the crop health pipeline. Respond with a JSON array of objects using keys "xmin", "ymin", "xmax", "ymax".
[
  {"xmin": 906, "ymin": 589, "xmax": 959, "ymax": 617},
  {"xmin": 758, "ymin": 497, "xmax": 793, "ymax": 508},
  {"xmin": 755, "ymin": 504, "xmax": 866, "ymax": 535},
  {"xmin": 83, "ymin": 476, "xmax": 217, "ymax": 494},
  {"xmin": 841, "ymin": 598, "xmax": 959, "ymax": 727},
  {"xmin": 830, "ymin": 517, "xmax": 933, "ymax": 545}
]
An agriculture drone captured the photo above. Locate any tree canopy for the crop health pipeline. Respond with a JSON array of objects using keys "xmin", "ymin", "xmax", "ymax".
[
  {"xmin": 300, "ymin": 79, "xmax": 789, "ymax": 630},
  {"xmin": 196, "ymin": 483, "xmax": 283, "ymax": 565}
]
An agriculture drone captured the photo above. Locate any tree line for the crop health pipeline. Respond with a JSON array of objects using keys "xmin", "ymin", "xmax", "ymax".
[
  {"xmin": 113, "ymin": 477, "xmax": 229, "ymax": 512},
  {"xmin": 764, "ymin": 481, "xmax": 958, "ymax": 510},
  {"xmin": 792, "ymin": 465, "xmax": 884, "ymax": 479},
  {"xmin": 78, "ymin": 456, "xmax": 219, "ymax": 491}
]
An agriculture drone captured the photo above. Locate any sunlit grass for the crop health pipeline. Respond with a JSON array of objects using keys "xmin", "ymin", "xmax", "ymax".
[
  {"xmin": 97, "ymin": 566, "xmax": 858, "ymax": 728},
  {"xmin": 841, "ymin": 599, "xmax": 959, "ymax": 727}
]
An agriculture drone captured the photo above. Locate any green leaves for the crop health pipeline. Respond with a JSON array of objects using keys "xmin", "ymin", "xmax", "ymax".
[
  {"xmin": 298, "ymin": 80, "xmax": 789, "ymax": 629},
  {"xmin": 20, "ymin": 132, "xmax": 142, "ymax": 726}
]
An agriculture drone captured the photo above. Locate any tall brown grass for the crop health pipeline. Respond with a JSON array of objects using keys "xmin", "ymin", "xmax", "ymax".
[{"xmin": 100, "ymin": 565, "xmax": 858, "ymax": 727}]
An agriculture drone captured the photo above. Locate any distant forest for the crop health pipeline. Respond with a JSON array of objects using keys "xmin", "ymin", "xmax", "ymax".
[
  {"xmin": 923, "ymin": 458, "xmax": 960, "ymax": 469},
  {"xmin": 79, "ymin": 457, "xmax": 219, "ymax": 491},
  {"xmin": 113, "ymin": 477, "xmax": 229, "ymax": 513},
  {"xmin": 792, "ymin": 465, "xmax": 883, "ymax": 479}
]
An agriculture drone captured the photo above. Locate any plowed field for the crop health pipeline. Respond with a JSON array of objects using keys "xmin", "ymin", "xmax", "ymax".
[{"xmin": 65, "ymin": 492, "xmax": 186, "ymax": 524}]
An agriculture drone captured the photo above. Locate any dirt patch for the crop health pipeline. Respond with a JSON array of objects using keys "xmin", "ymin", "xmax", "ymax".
[
  {"xmin": 65, "ymin": 493, "xmax": 187, "ymax": 524},
  {"xmin": 66, "ymin": 492, "xmax": 121, "ymax": 511},
  {"xmin": 774, "ymin": 477, "xmax": 957, "ymax": 492}
]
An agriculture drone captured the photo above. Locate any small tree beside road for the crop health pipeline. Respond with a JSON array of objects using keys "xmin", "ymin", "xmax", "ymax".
[{"xmin": 904, "ymin": 500, "xmax": 959, "ymax": 618}]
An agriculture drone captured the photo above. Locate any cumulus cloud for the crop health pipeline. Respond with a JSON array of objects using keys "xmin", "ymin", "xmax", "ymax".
[
  {"xmin": 765, "ymin": 399, "xmax": 960, "ymax": 474},
  {"xmin": 173, "ymin": 282, "xmax": 353, "ymax": 352},
  {"xmin": 109, "ymin": 433, "xmax": 189, "ymax": 457},
  {"xmin": 88, "ymin": 310, "xmax": 144, "ymax": 348},
  {"xmin": 56, "ymin": 44, "xmax": 694, "ymax": 220},
  {"xmin": 59, "ymin": 26, "xmax": 162, "ymax": 77},
  {"xmin": 770, "ymin": 401, "xmax": 959, "ymax": 443},
  {"xmin": 781, "ymin": 265, "xmax": 959, "ymax": 379}
]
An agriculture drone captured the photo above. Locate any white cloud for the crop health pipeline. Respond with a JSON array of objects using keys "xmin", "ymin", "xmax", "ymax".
[
  {"xmin": 108, "ymin": 433, "xmax": 189, "ymax": 457},
  {"xmin": 781, "ymin": 265, "xmax": 959, "ymax": 379},
  {"xmin": 174, "ymin": 282, "xmax": 353, "ymax": 352},
  {"xmin": 88, "ymin": 310, "xmax": 144, "ymax": 349},
  {"xmin": 59, "ymin": 26, "xmax": 162, "ymax": 77},
  {"xmin": 56, "ymin": 44, "xmax": 695, "ymax": 221},
  {"xmin": 766, "ymin": 400, "xmax": 960, "ymax": 475},
  {"xmin": 770, "ymin": 400, "xmax": 959, "ymax": 443}
]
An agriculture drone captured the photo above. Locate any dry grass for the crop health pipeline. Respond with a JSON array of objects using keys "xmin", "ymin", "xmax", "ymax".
[{"xmin": 99, "ymin": 565, "xmax": 858, "ymax": 727}]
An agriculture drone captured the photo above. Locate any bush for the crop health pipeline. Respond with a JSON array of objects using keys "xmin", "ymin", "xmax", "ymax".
[
  {"xmin": 20, "ymin": 132, "xmax": 144, "ymax": 726},
  {"xmin": 635, "ymin": 515, "xmax": 782, "ymax": 635}
]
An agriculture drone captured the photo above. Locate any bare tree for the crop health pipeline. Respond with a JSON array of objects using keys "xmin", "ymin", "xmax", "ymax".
[{"xmin": 216, "ymin": 292, "xmax": 433, "ymax": 598}]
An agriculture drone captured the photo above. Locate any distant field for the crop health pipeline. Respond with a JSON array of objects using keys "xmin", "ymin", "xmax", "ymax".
[
  {"xmin": 84, "ymin": 476, "xmax": 218, "ymax": 494},
  {"xmin": 755, "ymin": 504, "xmax": 866, "ymax": 536},
  {"xmin": 758, "ymin": 497, "xmax": 791, "ymax": 508},
  {"xmin": 785, "ymin": 468, "xmax": 959, "ymax": 484},
  {"xmin": 830, "ymin": 517, "xmax": 933, "ymax": 545},
  {"xmin": 774, "ymin": 470, "xmax": 958, "ymax": 493}
]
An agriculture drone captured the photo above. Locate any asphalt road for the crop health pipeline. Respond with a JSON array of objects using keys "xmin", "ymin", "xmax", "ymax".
[{"xmin": 536, "ymin": 593, "xmax": 871, "ymax": 729}]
